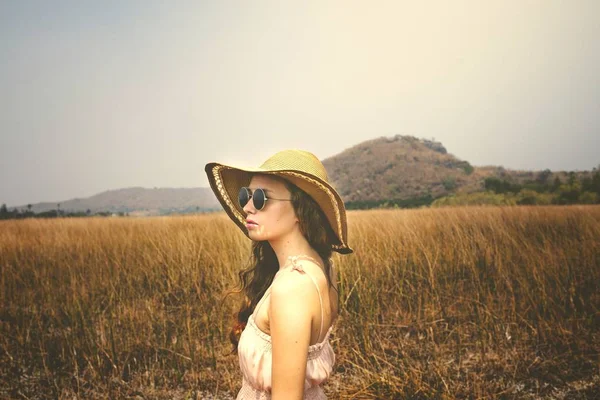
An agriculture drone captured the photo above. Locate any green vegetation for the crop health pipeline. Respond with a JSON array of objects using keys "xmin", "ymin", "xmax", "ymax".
[
  {"xmin": 0, "ymin": 205, "xmax": 215, "ymax": 220},
  {"xmin": 433, "ymin": 168, "xmax": 600, "ymax": 207},
  {"xmin": 433, "ymin": 191, "xmax": 518, "ymax": 207},
  {"xmin": 0, "ymin": 204, "xmax": 124, "ymax": 220},
  {"xmin": 345, "ymin": 195, "xmax": 434, "ymax": 210},
  {"xmin": 456, "ymin": 160, "xmax": 474, "ymax": 175},
  {"xmin": 442, "ymin": 176, "xmax": 457, "ymax": 191}
]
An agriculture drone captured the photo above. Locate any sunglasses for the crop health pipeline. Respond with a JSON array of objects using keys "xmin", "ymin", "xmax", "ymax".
[{"xmin": 238, "ymin": 187, "xmax": 292, "ymax": 211}]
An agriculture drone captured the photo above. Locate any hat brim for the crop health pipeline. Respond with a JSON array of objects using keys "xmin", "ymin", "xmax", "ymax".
[{"xmin": 205, "ymin": 162, "xmax": 353, "ymax": 254}]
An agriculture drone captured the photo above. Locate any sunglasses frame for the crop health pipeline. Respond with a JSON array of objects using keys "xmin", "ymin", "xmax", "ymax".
[{"xmin": 238, "ymin": 187, "xmax": 292, "ymax": 211}]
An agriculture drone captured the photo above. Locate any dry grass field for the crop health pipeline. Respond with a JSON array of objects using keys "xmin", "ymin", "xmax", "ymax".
[{"xmin": 1, "ymin": 206, "xmax": 599, "ymax": 399}]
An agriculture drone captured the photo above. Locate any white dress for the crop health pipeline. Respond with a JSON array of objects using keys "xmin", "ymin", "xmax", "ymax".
[{"xmin": 236, "ymin": 255, "xmax": 336, "ymax": 399}]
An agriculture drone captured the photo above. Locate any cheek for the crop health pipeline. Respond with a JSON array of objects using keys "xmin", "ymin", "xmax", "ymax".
[
  {"xmin": 262, "ymin": 207, "xmax": 297, "ymax": 237},
  {"xmin": 277, "ymin": 212, "xmax": 298, "ymax": 233}
]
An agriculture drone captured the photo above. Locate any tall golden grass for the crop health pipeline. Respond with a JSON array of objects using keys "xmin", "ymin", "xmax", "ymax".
[{"xmin": 1, "ymin": 206, "xmax": 599, "ymax": 399}]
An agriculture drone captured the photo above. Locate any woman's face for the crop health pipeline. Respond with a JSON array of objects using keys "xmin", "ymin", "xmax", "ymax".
[{"xmin": 242, "ymin": 174, "xmax": 298, "ymax": 242}]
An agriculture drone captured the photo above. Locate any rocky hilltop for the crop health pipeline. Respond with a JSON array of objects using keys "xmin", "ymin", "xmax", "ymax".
[{"xmin": 323, "ymin": 135, "xmax": 492, "ymax": 202}]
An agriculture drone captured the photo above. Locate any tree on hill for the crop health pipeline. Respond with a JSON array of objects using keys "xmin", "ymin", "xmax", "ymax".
[
  {"xmin": 552, "ymin": 176, "xmax": 562, "ymax": 192},
  {"xmin": 484, "ymin": 177, "xmax": 521, "ymax": 194},
  {"xmin": 537, "ymin": 169, "xmax": 552, "ymax": 185}
]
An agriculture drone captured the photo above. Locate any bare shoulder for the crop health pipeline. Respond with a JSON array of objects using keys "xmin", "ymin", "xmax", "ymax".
[
  {"xmin": 271, "ymin": 265, "xmax": 316, "ymax": 298},
  {"xmin": 269, "ymin": 269, "xmax": 314, "ymax": 331}
]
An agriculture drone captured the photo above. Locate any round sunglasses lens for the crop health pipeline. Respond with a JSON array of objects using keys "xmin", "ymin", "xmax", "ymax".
[
  {"xmin": 253, "ymin": 188, "xmax": 266, "ymax": 210},
  {"xmin": 238, "ymin": 187, "xmax": 249, "ymax": 208}
]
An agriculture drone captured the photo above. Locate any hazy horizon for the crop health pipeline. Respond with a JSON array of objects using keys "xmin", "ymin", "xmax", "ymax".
[{"xmin": 2, "ymin": 1, "xmax": 599, "ymax": 207}]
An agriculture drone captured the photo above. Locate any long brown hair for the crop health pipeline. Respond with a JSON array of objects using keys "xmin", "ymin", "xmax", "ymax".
[{"xmin": 228, "ymin": 176, "xmax": 338, "ymax": 352}]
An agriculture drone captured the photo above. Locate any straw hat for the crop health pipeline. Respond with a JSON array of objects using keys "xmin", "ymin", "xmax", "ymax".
[{"xmin": 204, "ymin": 149, "xmax": 352, "ymax": 254}]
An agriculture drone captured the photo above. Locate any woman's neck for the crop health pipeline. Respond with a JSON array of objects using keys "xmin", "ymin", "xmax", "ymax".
[{"xmin": 269, "ymin": 232, "xmax": 320, "ymax": 271}]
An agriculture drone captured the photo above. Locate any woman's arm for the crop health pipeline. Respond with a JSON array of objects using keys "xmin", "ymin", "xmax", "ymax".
[{"xmin": 269, "ymin": 273, "xmax": 315, "ymax": 400}]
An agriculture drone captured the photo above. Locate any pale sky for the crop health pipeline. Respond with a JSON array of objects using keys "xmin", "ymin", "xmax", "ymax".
[{"xmin": 1, "ymin": 1, "xmax": 599, "ymax": 206}]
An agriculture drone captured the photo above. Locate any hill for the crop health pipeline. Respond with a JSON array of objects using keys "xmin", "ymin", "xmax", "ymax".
[
  {"xmin": 14, "ymin": 187, "xmax": 220, "ymax": 216},
  {"xmin": 323, "ymin": 135, "xmax": 491, "ymax": 203},
  {"xmin": 323, "ymin": 135, "xmax": 597, "ymax": 206}
]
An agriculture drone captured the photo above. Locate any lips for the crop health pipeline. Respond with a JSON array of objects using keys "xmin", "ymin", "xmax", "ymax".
[{"xmin": 246, "ymin": 219, "xmax": 258, "ymax": 229}]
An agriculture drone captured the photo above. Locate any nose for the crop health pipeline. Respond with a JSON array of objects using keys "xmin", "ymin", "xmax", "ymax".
[{"xmin": 243, "ymin": 196, "xmax": 256, "ymax": 214}]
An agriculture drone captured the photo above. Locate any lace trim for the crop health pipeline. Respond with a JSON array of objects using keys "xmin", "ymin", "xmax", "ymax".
[{"xmin": 288, "ymin": 254, "xmax": 320, "ymax": 271}]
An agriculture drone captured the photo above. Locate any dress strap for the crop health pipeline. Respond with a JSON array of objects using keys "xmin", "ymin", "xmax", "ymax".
[
  {"xmin": 287, "ymin": 255, "xmax": 325, "ymax": 340},
  {"xmin": 253, "ymin": 255, "xmax": 327, "ymax": 340},
  {"xmin": 253, "ymin": 287, "xmax": 272, "ymax": 320}
]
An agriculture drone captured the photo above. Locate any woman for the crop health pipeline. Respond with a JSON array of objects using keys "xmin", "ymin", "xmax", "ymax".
[{"xmin": 205, "ymin": 149, "xmax": 352, "ymax": 399}]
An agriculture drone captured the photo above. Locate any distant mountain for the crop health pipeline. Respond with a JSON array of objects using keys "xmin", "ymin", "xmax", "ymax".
[
  {"xmin": 10, "ymin": 135, "xmax": 595, "ymax": 215},
  {"xmin": 322, "ymin": 135, "xmax": 593, "ymax": 204},
  {"xmin": 15, "ymin": 187, "xmax": 220, "ymax": 216}
]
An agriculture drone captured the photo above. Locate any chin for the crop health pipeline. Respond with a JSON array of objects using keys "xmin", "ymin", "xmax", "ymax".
[{"xmin": 247, "ymin": 230, "xmax": 264, "ymax": 241}]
